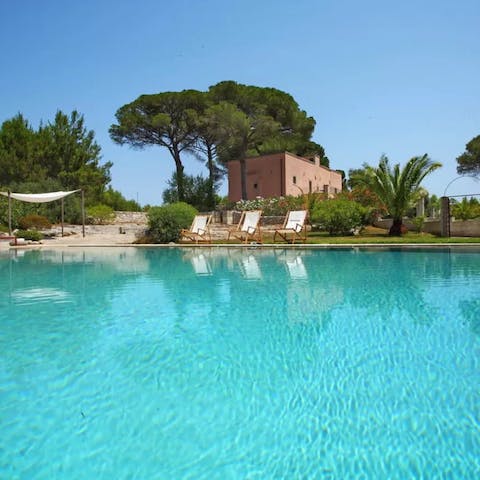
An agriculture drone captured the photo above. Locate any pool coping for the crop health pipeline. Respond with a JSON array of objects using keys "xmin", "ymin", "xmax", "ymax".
[{"xmin": 5, "ymin": 242, "xmax": 480, "ymax": 250}]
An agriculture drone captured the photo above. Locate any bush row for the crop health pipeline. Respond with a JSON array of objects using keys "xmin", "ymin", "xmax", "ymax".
[
  {"xmin": 144, "ymin": 198, "xmax": 368, "ymax": 243},
  {"xmin": 311, "ymin": 199, "xmax": 367, "ymax": 235},
  {"xmin": 147, "ymin": 202, "xmax": 197, "ymax": 243}
]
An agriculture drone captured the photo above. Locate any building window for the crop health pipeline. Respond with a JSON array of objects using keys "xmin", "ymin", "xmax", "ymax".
[
  {"xmin": 253, "ymin": 183, "xmax": 258, "ymax": 189},
  {"xmin": 293, "ymin": 176, "xmax": 296, "ymax": 184},
  {"xmin": 323, "ymin": 184, "xmax": 329, "ymax": 194},
  {"xmin": 309, "ymin": 181, "xmax": 312, "ymax": 193}
]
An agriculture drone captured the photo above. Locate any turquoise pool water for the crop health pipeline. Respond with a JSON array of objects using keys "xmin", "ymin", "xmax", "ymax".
[{"xmin": 1, "ymin": 247, "xmax": 479, "ymax": 479}]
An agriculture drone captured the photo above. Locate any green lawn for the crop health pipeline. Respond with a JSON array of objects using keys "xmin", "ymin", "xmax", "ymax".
[
  {"xmin": 216, "ymin": 233, "xmax": 480, "ymax": 245},
  {"xmin": 304, "ymin": 232, "xmax": 480, "ymax": 244},
  {"xmin": 260, "ymin": 226, "xmax": 480, "ymax": 245}
]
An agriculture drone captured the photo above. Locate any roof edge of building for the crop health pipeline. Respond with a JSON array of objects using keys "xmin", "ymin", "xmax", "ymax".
[{"xmin": 231, "ymin": 151, "xmax": 339, "ymax": 173}]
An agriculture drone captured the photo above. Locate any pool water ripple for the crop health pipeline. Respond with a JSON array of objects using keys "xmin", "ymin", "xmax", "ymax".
[{"xmin": 0, "ymin": 247, "xmax": 479, "ymax": 478}]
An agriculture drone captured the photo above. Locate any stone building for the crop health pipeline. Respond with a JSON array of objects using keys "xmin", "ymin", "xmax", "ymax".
[{"xmin": 228, "ymin": 151, "xmax": 343, "ymax": 202}]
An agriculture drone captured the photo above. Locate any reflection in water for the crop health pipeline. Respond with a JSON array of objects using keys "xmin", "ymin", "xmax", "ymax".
[
  {"xmin": 275, "ymin": 250, "xmax": 308, "ymax": 280},
  {"xmin": 239, "ymin": 254, "xmax": 262, "ymax": 279},
  {"xmin": 285, "ymin": 253, "xmax": 307, "ymax": 280},
  {"xmin": 1, "ymin": 247, "xmax": 479, "ymax": 335},
  {"xmin": 1, "ymin": 247, "xmax": 480, "ymax": 478},
  {"xmin": 225, "ymin": 249, "xmax": 263, "ymax": 280},
  {"xmin": 186, "ymin": 252, "xmax": 212, "ymax": 276},
  {"xmin": 274, "ymin": 249, "xmax": 340, "ymax": 325},
  {"xmin": 11, "ymin": 287, "xmax": 72, "ymax": 305}
]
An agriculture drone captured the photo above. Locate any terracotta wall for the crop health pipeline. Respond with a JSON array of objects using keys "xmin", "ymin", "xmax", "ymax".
[
  {"xmin": 283, "ymin": 152, "xmax": 342, "ymax": 196},
  {"xmin": 227, "ymin": 161, "xmax": 242, "ymax": 202},
  {"xmin": 228, "ymin": 154, "xmax": 284, "ymax": 202},
  {"xmin": 228, "ymin": 152, "xmax": 342, "ymax": 201}
]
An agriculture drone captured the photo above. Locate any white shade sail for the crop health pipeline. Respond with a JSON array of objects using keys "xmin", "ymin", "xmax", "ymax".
[
  {"xmin": 1, "ymin": 189, "xmax": 85, "ymax": 238},
  {"xmin": 0, "ymin": 190, "xmax": 80, "ymax": 203}
]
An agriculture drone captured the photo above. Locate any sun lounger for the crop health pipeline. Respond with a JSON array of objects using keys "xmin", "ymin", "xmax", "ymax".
[
  {"xmin": 0, "ymin": 235, "xmax": 27, "ymax": 246},
  {"xmin": 273, "ymin": 210, "xmax": 308, "ymax": 244},
  {"xmin": 0, "ymin": 234, "xmax": 16, "ymax": 243},
  {"xmin": 227, "ymin": 210, "xmax": 262, "ymax": 243},
  {"xmin": 180, "ymin": 214, "xmax": 212, "ymax": 244}
]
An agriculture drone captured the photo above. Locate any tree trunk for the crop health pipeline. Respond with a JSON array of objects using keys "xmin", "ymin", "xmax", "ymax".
[
  {"xmin": 389, "ymin": 217, "xmax": 403, "ymax": 236},
  {"xmin": 206, "ymin": 144, "xmax": 216, "ymax": 209},
  {"xmin": 173, "ymin": 148, "xmax": 185, "ymax": 202},
  {"xmin": 239, "ymin": 138, "xmax": 249, "ymax": 200},
  {"xmin": 240, "ymin": 158, "xmax": 247, "ymax": 200}
]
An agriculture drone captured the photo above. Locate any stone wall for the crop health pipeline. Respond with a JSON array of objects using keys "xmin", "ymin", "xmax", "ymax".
[
  {"xmin": 213, "ymin": 211, "xmax": 284, "ymax": 226},
  {"xmin": 450, "ymin": 219, "xmax": 480, "ymax": 237},
  {"xmin": 115, "ymin": 210, "xmax": 480, "ymax": 237},
  {"xmin": 115, "ymin": 209, "xmax": 288, "ymax": 227},
  {"xmin": 374, "ymin": 217, "xmax": 480, "ymax": 237},
  {"xmin": 114, "ymin": 211, "xmax": 148, "ymax": 224}
]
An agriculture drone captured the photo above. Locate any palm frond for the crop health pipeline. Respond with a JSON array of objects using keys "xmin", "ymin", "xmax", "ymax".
[{"xmin": 363, "ymin": 154, "xmax": 441, "ymax": 221}]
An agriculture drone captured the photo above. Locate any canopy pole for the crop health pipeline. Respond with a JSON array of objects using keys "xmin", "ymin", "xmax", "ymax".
[
  {"xmin": 81, "ymin": 189, "xmax": 85, "ymax": 237},
  {"xmin": 8, "ymin": 191, "xmax": 12, "ymax": 235},
  {"xmin": 61, "ymin": 198, "xmax": 65, "ymax": 237}
]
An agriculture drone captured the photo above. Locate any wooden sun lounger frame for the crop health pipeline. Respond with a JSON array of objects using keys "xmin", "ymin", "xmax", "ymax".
[
  {"xmin": 0, "ymin": 235, "xmax": 21, "ymax": 245},
  {"xmin": 227, "ymin": 210, "xmax": 263, "ymax": 244},
  {"xmin": 273, "ymin": 210, "xmax": 308, "ymax": 244},
  {"xmin": 180, "ymin": 214, "xmax": 212, "ymax": 244}
]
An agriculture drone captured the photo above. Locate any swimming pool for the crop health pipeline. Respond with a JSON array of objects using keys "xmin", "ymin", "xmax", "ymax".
[{"xmin": 1, "ymin": 247, "xmax": 479, "ymax": 478}]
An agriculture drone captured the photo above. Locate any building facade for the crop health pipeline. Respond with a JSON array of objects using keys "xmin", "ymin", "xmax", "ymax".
[{"xmin": 228, "ymin": 151, "xmax": 343, "ymax": 202}]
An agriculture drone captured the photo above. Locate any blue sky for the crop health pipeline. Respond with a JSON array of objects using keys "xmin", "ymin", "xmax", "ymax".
[{"xmin": 1, "ymin": 0, "xmax": 479, "ymax": 205}]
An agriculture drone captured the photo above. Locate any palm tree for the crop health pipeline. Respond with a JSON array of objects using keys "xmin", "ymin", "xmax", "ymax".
[{"xmin": 361, "ymin": 154, "xmax": 442, "ymax": 235}]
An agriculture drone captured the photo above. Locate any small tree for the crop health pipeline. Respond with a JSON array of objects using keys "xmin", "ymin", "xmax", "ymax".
[
  {"xmin": 0, "ymin": 114, "xmax": 39, "ymax": 184},
  {"xmin": 412, "ymin": 216, "xmax": 426, "ymax": 233},
  {"xmin": 86, "ymin": 205, "xmax": 115, "ymax": 225},
  {"xmin": 426, "ymin": 194, "xmax": 440, "ymax": 218},
  {"xmin": 346, "ymin": 164, "xmax": 386, "ymax": 222},
  {"xmin": 359, "ymin": 155, "xmax": 441, "ymax": 235},
  {"xmin": 311, "ymin": 199, "xmax": 366, "ymax": 235},
  {"xmin": 162, "ymin": 173, "xmax": 218, "ymax": 211},
  {"xmin": 38, "ymin": 110, "xmax": 112, "ymax": 202},
  {"xmin": 451, "ymin": 197, "xmax": 480, "ymax": 220},
  {"xmin": 0, "ymin": 111, "xmax": 112, "ymax": 205},
  {"xmin": 457, "ymin": 135, "xmax": 480, "ymax": 176},
  {"xmin": 148, "ymin": 202, "xmax": 197, "ymax": 243},
  {"xmin": 102, "ymin": 187, "xmax": 141, "ymax": 211}
]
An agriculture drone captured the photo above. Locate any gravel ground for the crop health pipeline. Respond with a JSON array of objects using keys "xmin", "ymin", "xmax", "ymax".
[
  {"xmin": 39, "ymin": 223, "xmax": 145, "ymax": 246},
  {"xmin": 2, "ymin": 221, "xmax": 281, "ymax": 249}
]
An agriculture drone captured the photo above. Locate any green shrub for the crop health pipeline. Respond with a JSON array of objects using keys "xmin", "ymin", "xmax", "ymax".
[
  {"xmin": 102, "ymin": 187, "xmax": 142, "ymax": 211},
  {"xmin": 148, "ymin": 202, "xmax": 198, "ymax": 243},
  {"xmin": 162, "ymin": 172, "xmax": 218, "ymax": 211},
  {"xmin": 15, "ymin": 229, "xmax": 43, "ymax": 241},
  {"xmin": 412, "ymin": 215, "xmax": 426, "ymax": 233},
  {"xmin": 86, "ymin": 204, "xmax": 115, "ymax": 225},
  {"xmin": 18, "ymin": 214, "xmax": 52, "ymax": 230},
  {"xmin": 311, "ymin": 199, "xmax": 367, "ymax": 235},
  {"xmin": 451, "ymin": 198, "xmax": 480, "ymax": 221}
]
